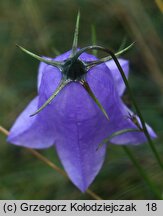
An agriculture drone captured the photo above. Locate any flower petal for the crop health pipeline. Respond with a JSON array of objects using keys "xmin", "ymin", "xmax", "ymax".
[
  {"xmin": 86, "ymin": 59, "xmax": 156, "ymax": 145},
  {"xmin": 37, "ymin": 51, "xmax": 156, "ymax": 191},
  {"xmin": 105, "ymin": 59, "xmax": 129, "ymax": 96},
  {"xmin": 51, "ymin": 82, "xmax": 107, "ymax": 192},
  {"xmin": 37, "ymin": 57, "xmax": 107, "ymax": 191},
  {"xmin": 7, "ymin": 97, "xmax": 55, "ymax": 149},
  {"xmin": 38, "ymin": 58, "xmax": 108, "ymax": 191},
  {"xmin": 55, "ymin": 117, "xmax": 106, "ymax": 192},
  {"xmin": 37, "ymin": 58, "xmax": 51, "ymax": 91},
  {"xmin": 8, "ymin": 49, "xmax": 156, "ymax": 192}
]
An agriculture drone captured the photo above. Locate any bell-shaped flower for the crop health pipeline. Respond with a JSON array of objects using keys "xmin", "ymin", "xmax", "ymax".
[{"xmin": 7, "ymin": 14, "xmax": 156, "ymax": 192}]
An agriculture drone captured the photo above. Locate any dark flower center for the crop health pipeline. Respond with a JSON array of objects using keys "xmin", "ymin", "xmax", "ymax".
[{"xmin": 63, "ymin": 58, "xmax": 86, "ymax": 81}]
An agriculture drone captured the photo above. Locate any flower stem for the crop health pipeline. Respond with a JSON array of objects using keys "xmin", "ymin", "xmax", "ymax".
[
  {"xmin": 81, "ymin": 45, "xmax": 162, "ymax": 169},
  {"xmin": 123, "ymin": 146, "xmax": 162, "ymax": 199},
  {"xmin": 109, "ymin": 51, "xmax": 163, "ymax": 169},
  {"xmin": 0, "ymin": 125, "xmax": 102, "ymax": 200}
]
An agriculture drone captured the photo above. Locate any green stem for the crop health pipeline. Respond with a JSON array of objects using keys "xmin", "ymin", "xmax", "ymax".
[
  {"xmin": 80, "ymin": 45, "xmax": 162, "ymax": 169},
  {"xmin": 85, "ymin": 43, "xmax": 135, "ymax": 69},
  {"xmin": 110, "ymin": 52, "xmax": 163, "ymax": 169},
  {"xmin": 123, "ymin": 146, "xmax": 162, "ymax": 199}
]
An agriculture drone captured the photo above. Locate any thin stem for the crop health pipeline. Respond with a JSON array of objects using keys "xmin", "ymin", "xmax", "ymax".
[
  {"xmin": 123, "ymin": 146, "xmax": 162, "ymax": 199},
  {"xmin": 86, "ymin": 189, "xmax": 102, "ymax": 200},
  {"xmin": 77, "ymin": 45, "xmax": 162, "ymax": 169},
  {"xmin": 0, "ymin": 126, "xmax": 9, "ymax": 136},
  {"xmin": 27, "ymin": 148, "xmax": 67, "ymax": 177},
  {"xmin": 0, "ymin": 125, "xmax": 102, "ymax": 200},
  {"xmin": 105, "ymin": 49, "xmax": 163, "ymax": 169},
  {"xmin": 85, "ymin": 43, "xmax": 135, "ymax": 70}
]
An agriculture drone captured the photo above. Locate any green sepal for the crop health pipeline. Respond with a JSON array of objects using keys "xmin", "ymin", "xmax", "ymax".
[
  {"xmin": 80, "ymin": 80, "xmax": 109, "ymax": 121},
  {"xmin": 16, "ymin": 44, "xmax": 62, "ymax": 69},
  {"xmin": 86, "ymin": 42, "xmax": 135, "ymax": 69},
  {"xmin": 30, "ymin": 79, "xmax": 71, "ymax": 117},
  {"xmin": 70, "ymin": 11, "xmax": 80, "ymax": 57},
  {"xmin": 96, "ymin": 128, "xmax": 140, "ymax": 150},
  {"xmin": 117, "ymin": 37, "xmax": 127, "ymax": 53}
]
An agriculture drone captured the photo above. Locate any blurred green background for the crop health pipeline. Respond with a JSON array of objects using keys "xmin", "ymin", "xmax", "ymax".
[{"xmin": 0, "ymin": 0, "xmax": 163, "ymax": 199}]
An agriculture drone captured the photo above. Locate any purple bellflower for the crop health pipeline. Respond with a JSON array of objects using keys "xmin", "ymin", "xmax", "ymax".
[{"xmin": 7, "ymin": 14, "xmax": 156, "ymax": 192}]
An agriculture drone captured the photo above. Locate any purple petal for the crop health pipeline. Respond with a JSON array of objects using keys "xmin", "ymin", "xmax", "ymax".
[
  {"xmin": 86, "ymin": 59, "xmax": 156, "ymax": 145},
  {"xmin": 105, "ymin": 59, "xmax": 129, "ymax": 96},
  {"xmin": 37, "ymin": 51, "xmax": 156, "ymax": 191},
  {"xmin": 35, "ymin": 55, "xmax": 115, "ymax": 190},
  {"xmin": 55, "ymin": 134, "xmax": 106, "ymax": 192},
  {"xmin": 36, "ymin": 52, "xmax": 107, "ymax": 191},
  {"xmin": 7, "ymin": 97, "xmax": 55, "ymax": 149},
  {"xmin": 8, "ymin": 52, "xmax": 66, "ymax": 149},
  {"xmin": 38, "ymin": 64, "xmax": 107, "ymax": 191},
  {"xmin": 47, "ymin": 82, "xmax": 107, "ymax": 192},
  {"xmin": 8, "ymin": 49, "xmax": 157, "ymax": 192},
  {"xmin": 37, "ymin": 57, "xmax": 51, "ymax": 91}
]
